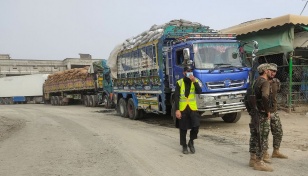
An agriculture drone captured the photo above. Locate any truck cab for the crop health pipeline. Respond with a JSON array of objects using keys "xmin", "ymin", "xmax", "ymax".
[{"xmin": 167, "ymin": 33, "xmax": 258, "ymax": 122}]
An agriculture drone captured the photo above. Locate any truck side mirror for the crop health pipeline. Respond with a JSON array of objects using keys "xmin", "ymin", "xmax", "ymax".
[
  {"xmin": 251, "ymin": 40, "xmax": 259, "ymax": 62},
  {"xmin": 252, "ymin": 40, "xmax": 259, "ymax": 55},
  {"xmin": 183, "ymin": 48, "xmax": 190, "ymax": 60}
]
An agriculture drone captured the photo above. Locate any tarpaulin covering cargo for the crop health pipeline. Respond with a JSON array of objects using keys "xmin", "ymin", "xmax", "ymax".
[
  {"xmin": 43, "ymin": 66, "xmax": 100, "ymax": 93},
  {"xmin": 107, "ymin": 19, "xmax": 206, "ymax": 79}
]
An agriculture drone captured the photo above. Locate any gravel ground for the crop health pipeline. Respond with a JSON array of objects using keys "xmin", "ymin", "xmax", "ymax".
[{"xmin": 0, "ymin": 104, "xmax": 308, "ymax": 176}]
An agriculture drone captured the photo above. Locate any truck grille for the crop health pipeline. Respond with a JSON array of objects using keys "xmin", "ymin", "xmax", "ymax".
[{"xmin": 206, "ymin": 80, "xmax": 244, "ymax": 90}]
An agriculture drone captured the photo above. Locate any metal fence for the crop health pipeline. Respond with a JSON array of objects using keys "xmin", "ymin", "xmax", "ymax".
[
  {"xmin": 277, "ymin": 65, "xmax": 308, "ymax": 109},
  {"xmin": 260, "ymin": 52, "xmax": 308, "ymax": 112}
]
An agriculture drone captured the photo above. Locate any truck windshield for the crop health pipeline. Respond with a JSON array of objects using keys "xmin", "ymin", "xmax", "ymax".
[{"xmin": 193, "ymin": 42, "xmax": 242, "ymax": 69}]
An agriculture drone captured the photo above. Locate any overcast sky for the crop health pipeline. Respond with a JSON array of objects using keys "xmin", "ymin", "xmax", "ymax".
[{"xmin": 0, "ymin": 0, "xmax": 307, "ymax": 60}]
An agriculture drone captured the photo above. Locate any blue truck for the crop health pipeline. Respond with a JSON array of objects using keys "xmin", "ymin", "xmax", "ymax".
[{"xmin": 108, "ymin": 20, "xmax": 257, "ymax": 123}]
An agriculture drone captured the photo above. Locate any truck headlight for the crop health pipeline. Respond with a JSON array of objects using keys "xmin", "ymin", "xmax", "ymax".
[
  {"xmin": 195, "ymin": 78, "xmax": 203, "ymax": 88},
  {"xmin": 204, "ymin": 96, "xmax": 215, "ymax": 102}
]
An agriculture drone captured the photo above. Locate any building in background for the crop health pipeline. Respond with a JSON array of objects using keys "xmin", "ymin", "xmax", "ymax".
[{"xmin": 0, "ymin": 54, "xmax": 101, "ymax": 77}]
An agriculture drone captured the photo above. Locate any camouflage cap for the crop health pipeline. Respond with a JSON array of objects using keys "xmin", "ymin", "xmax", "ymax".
[
  {"xmin": 257, "ymin": 63, "xmax": 271, "ymax": 73},
  {"xmin": 268, "ymin": 63, "xmax": 277, "ymax": 71}
]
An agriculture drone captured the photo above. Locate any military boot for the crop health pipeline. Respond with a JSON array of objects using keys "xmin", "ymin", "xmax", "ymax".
[
  {"xmin": 263, "ymin": 150, "xmax": 272, "ymax": 163},
  {"xmin": 249, "ymin": 153, "xmax": 256, "ymax": 167},
  {"xmin": 272, "ymin": 148, "xmax": 288, "ymax": 159},
  {"xmin": 253, "ymin": 159, "xmax": 273, "ymax": 172}
]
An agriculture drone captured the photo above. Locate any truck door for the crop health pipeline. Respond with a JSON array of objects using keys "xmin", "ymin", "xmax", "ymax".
[{"xmin": 172, "ymin": 48, "xmax": 186, "ymax": 84}]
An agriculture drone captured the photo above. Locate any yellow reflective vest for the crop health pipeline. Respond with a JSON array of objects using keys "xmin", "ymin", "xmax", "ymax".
[{"xmin": 177, "ymin": 79, "xmax": 198, "ymax": 111}]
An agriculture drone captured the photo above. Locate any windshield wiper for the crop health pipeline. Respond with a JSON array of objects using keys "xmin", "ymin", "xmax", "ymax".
[
  {"xmin": 213, "ymin": 63, "xmax": 232, "ymax": 69},
  {"xmin": 214, "ymin": 63, "xmax": 231, "ymax": 69},
  {"xmin": 209, "ymin": 63, "xmax": 233, "ymax": 73}
]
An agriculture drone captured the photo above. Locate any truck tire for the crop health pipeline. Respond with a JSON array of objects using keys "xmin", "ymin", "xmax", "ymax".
[
  {"xmin": 221, "ymin": 112, "xmax": 241, "ymax": 123},
  {"xmin": 54, "ymin": 96, "xmax": 57, "ymax": 105},
  {"xmin": 88, "ymin": 95, "xmax": 93, "ymax": 107},
  {"xmin": 51, "ymin": 96, "xmax": 55, "ymax": 105},
  {"xmin": 61, "ymin": 97, "xmax": 69, "ymax": 105},
  {"xmin": 91, "ymin": 95, "xmax": 97, "ymax": 107},
  {"xmin": 84, "ymin": 95, "xmax": 89, "ymax": 107},
  {"xmin": 58, "ymin": 96, "xmax": 63, "ymax": 106},
  {"xmin": 118, "ymin": 98, "xmax": 128, "ymax": 118},
  {"xmin": 55, "ymin": 96, "xmax": 60, "ymax": 106},
  {"xmin": 127, "ymin": 98, "xmax": 140, "ymax": 120}
]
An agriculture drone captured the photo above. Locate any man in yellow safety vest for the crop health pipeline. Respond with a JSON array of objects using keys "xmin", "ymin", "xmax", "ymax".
[{"xmin": 174, "ymin": 65, "xmax": 202, "ymax": 154}]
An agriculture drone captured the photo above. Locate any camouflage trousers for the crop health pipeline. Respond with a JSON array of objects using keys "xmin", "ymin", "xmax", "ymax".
[
  {"xmin": 270, "ymin": 112, "xmax": 283, "ymax": 149},
  {"xmin": 249, "ymin": 112, "xmax": 270, "ymax": 160}
]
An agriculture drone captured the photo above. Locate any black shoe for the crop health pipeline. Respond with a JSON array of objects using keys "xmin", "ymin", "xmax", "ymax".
[
  {"xmin": 188, "ymin": 140, "xmax": 195, "ymax": 154},
  {"xmin": 182, "ymin": 145, "xmax": 188, "ymax": 154}
]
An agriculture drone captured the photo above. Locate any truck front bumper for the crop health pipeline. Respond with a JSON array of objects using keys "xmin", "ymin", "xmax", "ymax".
[{"xmin": 196, "ymin": 90, "xmax": 246, "ymax": 115}]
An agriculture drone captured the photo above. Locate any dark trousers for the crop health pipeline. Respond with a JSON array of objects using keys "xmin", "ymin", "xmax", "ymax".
[{"xmin": 180, "ymin": 127, "xmax": 199, "ymax": 146}]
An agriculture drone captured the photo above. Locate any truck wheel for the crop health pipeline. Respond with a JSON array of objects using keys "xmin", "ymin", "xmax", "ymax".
[
  {"xmin": 91, "ymin": 95, "xmax": 97, "ymax": 107},
  {"xmin": 58, "ymin": 96, "xmax": 63, "ymax": 106},
  {"xmin": 88, "ymin": 95, "xmax": 93, "ymax": 107},
  {"xmin": 118, "ymin": 98, "xmax": 128, "ymax": 118},
  {"xmin": 84, "ymin": 95, "xmax": 89, "ymax": 107},
  {"xmin": 221, "ymin": 112, "xmax": 241, "ymax": 123},
  {"xmin": 127, "ymin": 98, "xmax": 139, "ymax": 120},
  {"xmin": 55, "ymin": 96, "xmax": 60, "ymax": 106},
  {"xmin": 53, "ymin": 96, "xmax": 56, "ymax": 105},
  {"xmin": 51, "ymin": 96, "xmax": 55, "ymax": 105},
  {"xmin": 62, "ymin": 97, "xmax": 69, "ymax": 106}
]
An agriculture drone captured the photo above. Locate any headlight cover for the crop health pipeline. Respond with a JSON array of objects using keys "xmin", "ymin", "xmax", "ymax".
[
  {"xmin": 204, "ymin": 96, "xmax": 215, "ymax": 102},
  {"xmin": 195, "ymin": 78, "xmax": 203, "ymax": 88}
]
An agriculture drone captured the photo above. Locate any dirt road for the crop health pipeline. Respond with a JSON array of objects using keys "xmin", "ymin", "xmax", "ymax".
[{"xmin": 0, "ymin": 104, "xmax": 307, "ymax": 176}]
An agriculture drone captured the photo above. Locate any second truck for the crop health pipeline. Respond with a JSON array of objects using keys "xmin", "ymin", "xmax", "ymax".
[{"xmin": 43, "ymin": 59, "xmax": 113, "ymax": 108}]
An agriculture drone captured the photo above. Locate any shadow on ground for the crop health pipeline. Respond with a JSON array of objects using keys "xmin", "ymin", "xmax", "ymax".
[{"xmin": 96, "ymin": 109, "xmax": 241, "ymax": 129}]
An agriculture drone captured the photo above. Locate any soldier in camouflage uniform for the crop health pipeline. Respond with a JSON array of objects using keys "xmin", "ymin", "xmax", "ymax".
[
  {"xmin": 263, "ymin": 63, "xmax": 288, "ymax": 163},
  {"xmin": 248, "ymin": 63, "xmax": 273, "ymax": 172}
]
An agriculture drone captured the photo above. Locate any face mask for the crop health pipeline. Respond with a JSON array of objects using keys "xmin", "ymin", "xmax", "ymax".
[{"xmin": 186, "ymin": 72, "xmax": 193, "ymax": 78}]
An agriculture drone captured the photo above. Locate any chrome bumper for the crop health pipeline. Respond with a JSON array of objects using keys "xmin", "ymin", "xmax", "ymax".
[{"xmin": 196, "ymin": 90, "xmax": 246, "ymax": 115}]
